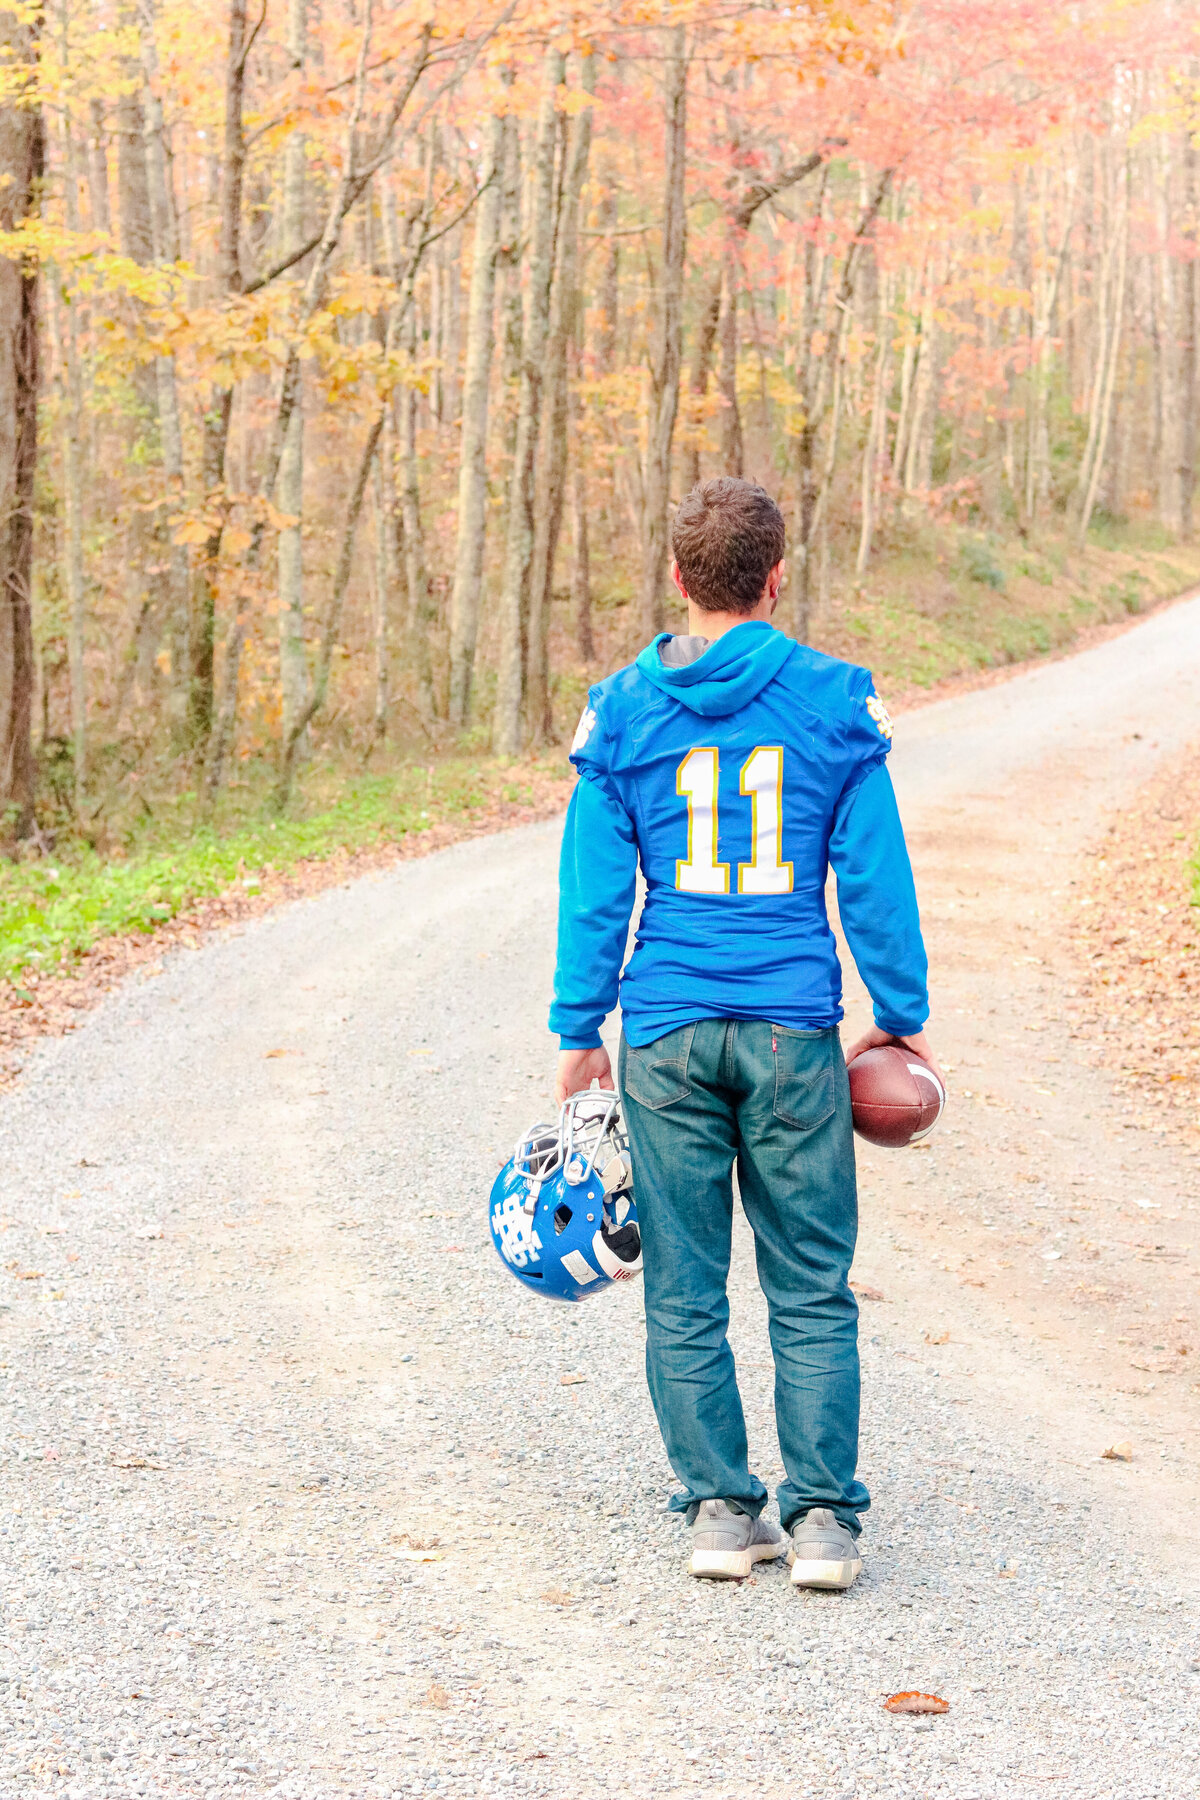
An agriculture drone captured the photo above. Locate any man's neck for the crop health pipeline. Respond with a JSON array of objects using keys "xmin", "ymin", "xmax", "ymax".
[{"xmin": 685, "ymin": 601, "xmax": 773, "ymax": 643}]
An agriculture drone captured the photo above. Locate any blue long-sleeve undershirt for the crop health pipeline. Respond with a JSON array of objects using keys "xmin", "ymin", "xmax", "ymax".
[
  {"xmin": 550, "ymin": 773, "xmax": 639, "ymax": 1050},
  {"xmin": 827, "ymin": 761, "xmax": 928, "ymax": 1037}
]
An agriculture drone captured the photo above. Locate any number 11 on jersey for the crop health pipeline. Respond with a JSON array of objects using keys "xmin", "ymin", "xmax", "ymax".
[{"xmin": 675, "ymin": 745, "xmax": 793, "ymax": 895}]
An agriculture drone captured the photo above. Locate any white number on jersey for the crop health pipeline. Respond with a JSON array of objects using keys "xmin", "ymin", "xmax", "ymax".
[
  {"xmin": 674, "ymin": 746, "xmax": 792, "ymax": 895},
  {"xmin": 675, "ymin": 747, "xmax": 730, "ymax": 894},
  {"xmin": 738, "ymin": 746, "xmax": 794, "ymax": 895}
]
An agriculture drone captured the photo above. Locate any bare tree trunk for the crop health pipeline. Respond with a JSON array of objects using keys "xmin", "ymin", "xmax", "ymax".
[
  {"xmin": 87, "ymin": 98, "xmax": 111, "ymax": 234},
  {"xmin": 527, "ymin": 52, "xmax": 594, "ymax": 744},
  {"xmin": 1182, "ymin": 128, "xmax": 1199, "ymax": 539},
  {"xmin": 278, "ymin": 0, "xmax": 309, "ymax": 746},
  {"xmin": 794, "ymin": 167, "xmax": 892, "ymax": 633},
  {"xmin": 856, "ymin": 266, "xmax": 891, "ymax": 574},
  {"xmin": 1077, "ymin": 153, "xmax": 1129, "ymax": 541},
  {"xmin": 369, "ymin": 446, "xmax": 390, "ymax": 745},
  {"xmin": 52, "ymin": 18, "xmax": 87, "ymax": 805},
  {"xmin": 447, "ymin": 106, "xmax": 503, "ymax": 727},
  {"xmin": 492, "ymin": 46, "xmax": 563, "ymax": 755},
  {"xmin": 117, "ymin": 85, "xmax": 153, "ymax": 264},
  {"xmin": 1153, "ymin": 133, "xmax": 1181, "ymax": 532},
  {"xmin": 138, "ymin": 0, "xmax": 191, "ymax": 735},
  {"xmin": 191, "ymin": 0, "xmax": 248, "ymax": 750},
  {"xmin": 0, "ymin": 10, "xmax": 42, "ymax": 841},
  {"xmin": 717, "ymin": 253, "xmax": 743, "ymax": 476},
  {"xmin": 570, "ymin": 455, "xmax": 593, "ymax": 662},
  {"xmin": 684, "ymin": 272, "xmax": 721, "ymax": 489},
  {"xmin": 636, "ymin": 23, "xmax": 687, "ymax": 642},
  {"xmin": 398, "ymin": 310, "xmax": 434, "ymax": 718},
  {"xmin": 275, "ymin": 410, "xmax": 385, "ymax": 808}
]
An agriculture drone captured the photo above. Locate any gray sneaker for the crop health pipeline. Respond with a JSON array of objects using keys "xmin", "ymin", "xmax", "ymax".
[
  {"xmin": 688, "ymin": 1499, "xmax": 789, "ymax": 1580},
  {"xmin": 788, "ymin": 1507, "xmax": 863, "ymax": 1590}
]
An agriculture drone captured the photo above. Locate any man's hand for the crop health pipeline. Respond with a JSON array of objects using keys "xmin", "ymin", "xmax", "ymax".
[
  {"xmin": 556, "ymin": 1046, "xmax": 615, "ymax": 1107},
  {"xmin": 843, "ymin": 1024, "xmax": 945, "ymax": 1089}
]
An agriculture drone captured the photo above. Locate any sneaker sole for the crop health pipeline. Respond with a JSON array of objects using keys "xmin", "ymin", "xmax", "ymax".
[
  {"xmin": 789, "ymin": 1554, "xmax": 862, "ymax": 1591},
  {"xmin": 689, "ymin": 1541, "xmax": 790, "ymax": 1581}
]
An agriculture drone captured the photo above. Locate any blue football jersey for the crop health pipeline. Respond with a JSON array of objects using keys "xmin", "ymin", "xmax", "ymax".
[{"xmin": 549, "ymin": 620, "xmax": 928, "ymax": 1050}]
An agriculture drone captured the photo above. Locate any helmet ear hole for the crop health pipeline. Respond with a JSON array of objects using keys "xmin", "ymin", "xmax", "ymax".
[{"xmin": 553, "ymin": 1203, "xmax": 573, "ymax": 1235}]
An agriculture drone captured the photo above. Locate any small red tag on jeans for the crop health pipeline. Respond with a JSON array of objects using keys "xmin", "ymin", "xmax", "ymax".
[{"xmin": 772, "ymin": 1033, "xmax": 778, "ymax": 1054}]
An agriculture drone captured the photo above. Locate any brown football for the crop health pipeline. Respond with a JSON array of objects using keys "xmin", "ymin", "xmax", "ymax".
[{"xmin": 847, "ymin": 1045, "xmax": 946, "ymax": 1148}]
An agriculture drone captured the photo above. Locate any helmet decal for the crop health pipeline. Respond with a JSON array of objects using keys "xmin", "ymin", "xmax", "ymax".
[
  {"xmin": 488, "ymin": 1089, "xmax": 642, "ymax": 1303},
  {"xmin": 491, "ymin": 1188, "xmax": 543, "ymax": 1270}
]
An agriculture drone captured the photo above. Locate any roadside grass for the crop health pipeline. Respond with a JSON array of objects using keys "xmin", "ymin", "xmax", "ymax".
[{"xmin": 0, "ymin": 756, "xmax": 566, "ymax": 987}]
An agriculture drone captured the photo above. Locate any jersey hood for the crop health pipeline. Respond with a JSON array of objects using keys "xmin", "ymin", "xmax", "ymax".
[{"xmin": 634, "ymin": 619, "xmax": 797, "ymax": 717}]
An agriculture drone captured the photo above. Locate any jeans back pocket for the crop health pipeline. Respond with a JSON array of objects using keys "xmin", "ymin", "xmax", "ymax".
[
  {"xmin": 620, "ymin": 1023, "xmax": 696, "ymax": 1112},
  {"xmin": 771, "ymin": 1025, "xmax": 837, "ymax": 1131}
]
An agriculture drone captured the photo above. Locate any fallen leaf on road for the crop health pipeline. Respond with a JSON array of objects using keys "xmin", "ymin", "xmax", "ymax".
[
  {"xmin": 133, "ymin": 1225, "xmax": 163, "ymax": 1241},
  {"xmin": 851, "ymin": 1283, "xmax": 885, "ymax": 1301},
  {"xmin": 884, "ymin": 1692, "xmax": 950, "ymax": 1715},
  {"xmin": 422, "ymin": 1682, "xmax": 450, "ymax": 1709},
  {"xmin": 924, "ymin": 1330, "xmax": 950, "ymax": 1345},
  {"xmin": 560, "ymin": 1372, "xmax": 588, "ymax": 1386},
  {"xmin": 6, "ymin": 1263, "xmax": 42, "ymax": 1279},
  {"xmin": 1102, "ymin": 1441, "xmax": 1134, "ymax": 1461},
  {"xmin": 110, "ymin": 1455, "xmax": 164, "ymax": 1471},
  {"xmin": 264, "ymin": 1048, "xmax": 300, "ymax": 1059},
  {"xmin": 393, "ymin": 1549, "xmax": 441, "ymax": 1562},
  {"xmin": 441, "ymin": 1244, "xmax": 465, "ymax": 1254}
]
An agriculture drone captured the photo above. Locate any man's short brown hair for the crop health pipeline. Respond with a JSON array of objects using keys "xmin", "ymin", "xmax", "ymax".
[{"xmin": 670, "ymin": 477, "xmax": 786, "ymax": 614}]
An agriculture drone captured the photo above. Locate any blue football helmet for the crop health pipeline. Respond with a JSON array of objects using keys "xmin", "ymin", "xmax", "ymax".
[{"xmin": 489, "ymin": 1089, "xmax": 643, "ymax": 1302}]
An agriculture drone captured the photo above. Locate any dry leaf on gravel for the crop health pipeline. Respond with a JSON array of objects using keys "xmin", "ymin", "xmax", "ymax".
[
  {"xmin": 884, "ymin": 1692, "xmax": 950, "ymax": 1715},
  {"xmin": 924, "ymin": 1330, "xmax": 951, "ymax": 1345},
  {"xmin": 851, "ymin": 1283, "xmax": 886, "ymax": 1301},
  {"xmin": 6, "ymin": 1263, "xmax": 43, "ymax": 1279},
  {"xmin": 393, "ymin": 1549, "xmax": 441, "ymax": 1562},
  {"xmin": 559, "ymin": 1372, "xmax": 588, "ymax": 1386},
  {"xmin": 422, "ymin": 1683, "xmax": 451, "ymax": 1710},
  {"xmin": 1102, "ymin": 1441, "xmax": 1134, "ymax": 1461},
  {"xmin": 264, "ymin": 1048, "xmax": 297, "ymax": 1059}
]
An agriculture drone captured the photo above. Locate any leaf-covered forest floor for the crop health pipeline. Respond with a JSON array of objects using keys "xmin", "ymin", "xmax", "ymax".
[
  {"xmin": 1071, "ymin": 745, "xmax": 1200, "ymax": 1148},
  {"xmin": 2, "ymin": 512, "xmax": 1199, "ymax": 1064}
]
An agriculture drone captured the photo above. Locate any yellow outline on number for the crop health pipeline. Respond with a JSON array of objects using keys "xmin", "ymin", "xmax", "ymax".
[
  {"xmin": 675, "ymin": 747, "xmax": 729, "ymax": 894},
  {"xmin": 737, "ymin": 745, "xmax": 793, "ymax": 895}
]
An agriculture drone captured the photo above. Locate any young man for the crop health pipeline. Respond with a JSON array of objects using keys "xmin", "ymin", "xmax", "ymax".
[{"xmin": 549, "ymin": 477, "xmax": 937, "ymax": 1588}]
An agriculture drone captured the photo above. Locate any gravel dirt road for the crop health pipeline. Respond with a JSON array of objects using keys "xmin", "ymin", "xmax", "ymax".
[{"xmin": 2, "ymin": 598, "xmax": 1200, "ymax": 1800}]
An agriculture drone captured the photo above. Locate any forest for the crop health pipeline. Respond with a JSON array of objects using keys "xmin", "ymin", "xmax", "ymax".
[{"xmin": 0, "ymin": 0, "xmax": 1198, "ymax": 856}]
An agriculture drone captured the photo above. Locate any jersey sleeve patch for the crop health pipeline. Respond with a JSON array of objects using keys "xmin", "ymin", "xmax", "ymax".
[
  {"xmin": 571, "ymin": 706, "xmax": 597, "ymax": 753},
  {"xmin": 865, "ymin": 693, "xmax": 894, "ymax": 742}
]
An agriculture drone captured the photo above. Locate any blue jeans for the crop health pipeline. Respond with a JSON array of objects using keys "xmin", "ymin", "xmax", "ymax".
[{"xmin": 618, "ymin": 1018, "xmax": 867, "ymax": 1536}]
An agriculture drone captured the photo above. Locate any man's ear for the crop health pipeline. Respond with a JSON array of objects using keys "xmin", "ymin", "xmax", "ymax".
[
  {"xmin": 764, "ymin": 560, "xmax": 784, "ymax": 613},
  {"xmin": 670, "ymin": 559, "xmax": 689, "ymax": 602}
]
